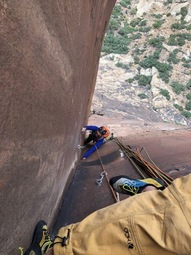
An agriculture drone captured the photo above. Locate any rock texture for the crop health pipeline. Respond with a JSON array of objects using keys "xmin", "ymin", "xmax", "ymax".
[{"xmin": 0, "ymin": 1, "xmax": 116, "ymax": 254}]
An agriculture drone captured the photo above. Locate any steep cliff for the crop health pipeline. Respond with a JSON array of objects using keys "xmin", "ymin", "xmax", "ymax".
[{"xmin": 0, "ymin": 1, "xmax": 116, "ymax": 254}]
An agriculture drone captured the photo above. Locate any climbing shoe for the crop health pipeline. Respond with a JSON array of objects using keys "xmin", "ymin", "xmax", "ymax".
[
  {"xmin": 110, "ymin": 175, "xmax": 165, "ymax": 196},
  {"xmin": 23, "ymin": 220, "xmax": 53, "ymax": 255}
]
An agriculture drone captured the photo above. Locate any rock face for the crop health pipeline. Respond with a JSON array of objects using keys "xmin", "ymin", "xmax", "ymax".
[{"xmin": 0, "ymin": 1, "xmax": 116, "ymax": 254}]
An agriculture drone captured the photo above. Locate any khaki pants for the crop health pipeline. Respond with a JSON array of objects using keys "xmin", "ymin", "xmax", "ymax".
[{"xmin": 54, "ymin": 174, "xmax": 191, "ymax": 255}]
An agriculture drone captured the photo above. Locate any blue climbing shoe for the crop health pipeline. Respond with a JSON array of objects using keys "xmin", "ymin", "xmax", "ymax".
[{"xmin": 110, "ymin": 175, "xmax": 165, "ymax": 196}]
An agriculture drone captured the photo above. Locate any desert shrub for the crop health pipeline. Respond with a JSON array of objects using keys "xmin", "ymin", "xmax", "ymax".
[
  {"xmin": 182, "ymin": 110, "xmax": 191, "ymax": 118},
  {"xmin": 127, "ymin": 78, "xmax": 135, "ymax": 83},
  {"xmin": 129, "ymin": 33, "xmax": 142, "ymax": 40},
  {"xmin": 112, "ymin": 4, "xmax": 123, "ymax": 18},
  {"xmin": 120, "ymin": 0, "xmax": 131, "ymax": 7},
  {"xmin": 153, "ymin": 20, "xmax": 165, "ymax": 29},
  {"xmin": 170, "ymin": 81, "xmax": 185, "ymax": 95},
  {"xmin": 138, "ymin": 26, "xmax": 151, "ymax": 32},
  {"xmin": 118, "ymin": 23, "xmax": 137, "ymax": 35},
  {"xmin": 183, "ymin": 63, "xmax": 191, "ymax": 68},
  {"xmin": 180, "ymin": 7, "xmax": 188, "ymax": 19},
  {"xmin": 140, "ymin": 54, "xmax": 172, "ymax": 83},
  {"xmin": 130, "ymin": 18, "xmax": 141, "ymax": 27},
  {"xmin": 174, "ymin": 104, "xmax": 183, "ymax": 111},
  {"xmin": 171, "ymin": 22, "xmax": 186, "ymax": 30},
  {"xmin": 186, "ymin": 92, "xmax": 191, "ymax": 100},
  {"xmin": 152, "ymin": 14, "xmax": 163, "ymax": 19},
  {"xmin": 160, "ymin": 89, "xmax": 170, "ymax": 100},
  {"xmin": 116, "ymin": 62, "xmax": 129, "ymax": 69},
  {"xmin": 139, "ymin": 55, "xmax": 157, "ymax": 68},
  {"xmin": 186, "ymin": 24, "xmax": 191, "ymax": 30},
  {"xmin": 130, "ymin": 8, "xmax": 137, "ymax": 15},
  {"xmin": 138, "ymin": 93, "xmax": 148, "ymax": 99},
  {"xmin": 164, "ymin": 0, "xmax": 172, "ymax": 5},
  {"xmin": 148, "ymin": 36, "xmax": 165, "ymax": 48},
  {"xmin": 167, "ymin": 34, "xmax": 185, "ymax": 46},
  {"xmin": 185, "ymin": 101, "xmax": 191, "ymax": 110},
  {"xmin": 134, "ymin": 56, "xmax": 139, "ymax": 64},
  {"xmin": 167, "ymin": 50, "xmax": 180, "ymax": 64},
  {"xmin": 140, "ymin": 53, "xmax": 172, "ymax": 83},
  {"xmin": 108, "ymin": 18, "xmax": 121, "ymax": 31},
  {"xmin": 186, "ymin": 80, "xmax": 191, "ymax": 89},
  {"xmin": 134, "ymin": 75, "xmax": 152, "ymax": 86},
  {"xmin": 139, "ymin": 20, "xmax": 147, "ymax": 26},
  {"xmin": 102, "ymin": 32, "xmax": 129, "ymax": 54}
]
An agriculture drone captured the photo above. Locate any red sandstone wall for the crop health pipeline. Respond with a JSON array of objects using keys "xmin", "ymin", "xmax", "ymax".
[{"xmin": 0, "ymin": 1, "xmax": 116, "ymax": 254}]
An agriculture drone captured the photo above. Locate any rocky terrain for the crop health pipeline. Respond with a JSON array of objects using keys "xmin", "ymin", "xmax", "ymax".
[{"xmin": 91, "ymin": 0, "xmax": 191, "ymax": 127}]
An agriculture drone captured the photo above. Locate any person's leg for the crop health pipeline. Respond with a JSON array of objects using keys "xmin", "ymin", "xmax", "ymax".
[
  {"xmin": 83, "ymin": 139, "xmax": 104, "ymax": 159},
  {"xmin": 54, "ymin": 174, "xmax": 191, "ymax": 255}
]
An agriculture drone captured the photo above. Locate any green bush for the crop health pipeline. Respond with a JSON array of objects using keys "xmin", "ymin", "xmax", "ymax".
[
  {"xmin": 152, "ymin": 14, "xmax": 163, "ymax": 19},
  {"xmin": 108, "ymin": 18, "xmax": 121, "ymax": 31},
  {"xmin": 174, "ymin": 104, "xmax": 183, "ymax": 111},
  {"xmin": 134, "ymin": 75, "xmax": 152, "ymax": 86},
  {"xmin": 180, "ymin": 7, "xmax": 188, "ymax": 19},
  {"xmin": 116, "ymin": 62, "xmax": 129, "ymax": 69},
  {"xmin": 120, "ymin": 0, "xmax": 131, "ymax": 7},
  {"xmin": 183, "ymin": 63, "xmax": 191, "ymax": 68},
  {"xmin": 139, "ymin": 55, "xmax": 157, "ymax": 68},
  {"xmin": 112, "ymin": 4, "xmax": 122, "ymax": 18},
  {"xmin": 129, "ymin": 33, "xmax": 142, "ymax": 40},
  {"xmin": 160, "ymin": 89, "xmax": 170, "ymax": 100},
  {"xmin": 138, "ymin": 26, "xmax": 151, "ymax": 33},
  {"xmin": 185, "ymin": 101, "xmax": 191, "ymax": 110},
  {"xmin": 167, "ymin": 34, "xmax": 190, "ymax": 46},
  {"xmin": 153, "ymin": 20, "xmax": 164, "ymax": 29},
  {"xmin": 186, "ymin": 92, "xmax": 191, "ymax": 100},
  {"xmin": 182, "ymin": 110, "xmax": 191, "ymax": 118},
  {"xmin": 148, "ymin": 36, "xmax": 165, "ymax": 48},
  {"xmin": 127, "ymin": 78, "xmax": 135, "ymax": 83},
  {"xmin": 118, "ymin": 23, "xmax": 136, "ymax": 35},
  {"xmin": 138, "ymin": 93, "xmax": 148, "ymax": 99},
  {"xmin": 186, "ymin": 80, "xmax": 191, "ymax": 89},
  {"xmin": 130, "ymin": 18, "xmax": 141, "ymax": 27},
  {"xmin": 186, "ymin": 24, "xmax": 191, "ymax": 30},
  {"xmin": 167, "ymin": 50, "xmax": 180, "ymax": 64},
  {"xmin": 102, "ymin": 32, "xmax": 129, "ymax": 54},
  {"xmin": 170, "ymin": 81, "xmax": 185, "ymax": 95},
  {"xmin": 130, "ymin": 8, "xmax": 137, "ymax": 15},
  {"xmin": 171, "ymin": 22, "xmax": 186, "ymax": 30},
  {"xmin": 139, "ymin": 20, "xmax": 147, "ymax": 26},
  {"xmin": 139, "ymin": 53, "xmax": 172, "ymax": 83},
  {"xmin": 134, "ymin": 56, "xmax": 140, "ymax": 64}
]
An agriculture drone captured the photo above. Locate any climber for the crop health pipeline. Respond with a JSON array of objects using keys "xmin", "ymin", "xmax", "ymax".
[
  {"xmin": 78, "ymin": 125, "xmax": 111, "ymax": 159},
  {"xmin": 22, "ymin": 173, "xmax": 191, "ymax": 255}
]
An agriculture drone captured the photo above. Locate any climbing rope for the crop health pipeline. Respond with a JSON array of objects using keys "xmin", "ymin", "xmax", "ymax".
[
  {"xmin": 113, "ymin": 137, "xmax": 173, "ymax": 186},
  {"xmin": 95, "ymin": 146, "xmax": 119, "ymax": 203}
]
